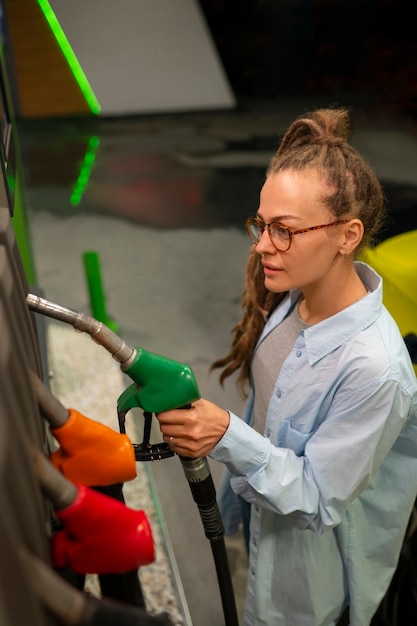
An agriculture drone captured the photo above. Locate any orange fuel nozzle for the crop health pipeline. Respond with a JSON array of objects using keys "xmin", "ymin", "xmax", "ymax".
[
  {"xmin": 31, "ymin": 372, "xmax": 137, "ymax": 486},
  {"xmin": 50, "ymin": 408, "xmax": 137, "ymax": 486}
]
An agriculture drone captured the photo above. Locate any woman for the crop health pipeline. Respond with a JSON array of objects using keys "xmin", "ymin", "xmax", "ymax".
[{"xmin": 156, "ymin": 108, "xmax": 417, "ymax": 625}]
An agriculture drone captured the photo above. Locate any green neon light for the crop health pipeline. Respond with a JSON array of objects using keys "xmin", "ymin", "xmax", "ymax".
[
  {"xmin": 37, "ymin": 0, "xmax": 101, "ymax": 115},
  {"xmin": 70, "ymin": 136, "xmax": 100, "ymax": 205}
]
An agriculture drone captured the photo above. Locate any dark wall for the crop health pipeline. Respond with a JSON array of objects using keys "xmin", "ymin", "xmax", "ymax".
[{"xmin": 199, "ymin": 0, "xmax": 417, "ymax": 115}]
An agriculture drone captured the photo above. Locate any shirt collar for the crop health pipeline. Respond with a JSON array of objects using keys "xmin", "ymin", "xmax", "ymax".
[{"xmin": 260, "ymin": 262, "xmax": 383, "ymax": 365}]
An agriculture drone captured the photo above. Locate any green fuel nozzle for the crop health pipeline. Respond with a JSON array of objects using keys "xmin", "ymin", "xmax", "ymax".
[
  {"xmin": 120, "ymin": 347, "xmax": 200, "ymax": 414},
  {"xmin": 26, "ymin": 294, "xmax": 201, "ymax": 460},
  {"xmin": 118, "ymin": 348, "xmax": 200, "ymax": 462},
  {"xmin": 26, "ymin": 293, "xmax": 200, "ymax": 411}
]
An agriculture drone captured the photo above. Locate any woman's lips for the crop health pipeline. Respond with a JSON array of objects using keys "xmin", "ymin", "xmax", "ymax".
[{"xmin": 263, "ymin": 263, "xmax": 282, "ymax": 276}]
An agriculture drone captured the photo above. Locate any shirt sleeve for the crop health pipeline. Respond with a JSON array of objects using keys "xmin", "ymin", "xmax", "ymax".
[{"xmin": 210, "ymin": 379, "xmax": 414, "ymax": 534}]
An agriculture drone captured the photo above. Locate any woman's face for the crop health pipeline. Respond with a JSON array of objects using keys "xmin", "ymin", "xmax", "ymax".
[{"xmin": 255, "ymin": 169, "xmax": 346, "ymax": 294}]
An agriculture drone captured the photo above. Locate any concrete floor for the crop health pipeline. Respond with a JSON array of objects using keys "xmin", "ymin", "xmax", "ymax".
[{"xmin": 18, "ymin": 94, "xmax": 417, "ymax": 625}]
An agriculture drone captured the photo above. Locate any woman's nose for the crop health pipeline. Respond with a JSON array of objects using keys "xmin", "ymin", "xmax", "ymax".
[{"xmin": 256, "ymin": 228, "xmax": 276, "ymax": 254}]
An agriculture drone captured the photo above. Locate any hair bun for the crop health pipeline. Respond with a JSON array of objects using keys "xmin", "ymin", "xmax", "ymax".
[{"xmin": 277, "ymin": 108, "xmax": 351, "ymax": 153}]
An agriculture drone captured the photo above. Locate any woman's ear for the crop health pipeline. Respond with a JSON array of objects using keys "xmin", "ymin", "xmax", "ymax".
[{"xmin": 341, "ymin": 219, "xmax": 364, "ymax": 254}]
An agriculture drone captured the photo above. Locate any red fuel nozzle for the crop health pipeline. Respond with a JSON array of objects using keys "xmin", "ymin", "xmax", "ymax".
[
  {"xmin": 52, "ymin": 483, "xmax": 155, "ymax": 574},
  {"xmin": 30, "ymin": 444, "xmax": 155, "ymax": 575}
]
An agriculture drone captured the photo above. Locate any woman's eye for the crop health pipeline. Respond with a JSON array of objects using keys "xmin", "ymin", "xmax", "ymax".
[{"xmin": 272, "ymin": 224, "xmax": 288, "ymax": 237}]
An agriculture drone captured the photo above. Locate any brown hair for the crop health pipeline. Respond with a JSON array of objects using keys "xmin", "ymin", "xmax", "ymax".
[{"xmin": 211, "ymin": 107, "xmax": 386, "ymax": 395}]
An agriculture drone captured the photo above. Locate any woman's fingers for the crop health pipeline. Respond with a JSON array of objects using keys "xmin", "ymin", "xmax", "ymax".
[{"xmin": 157, "ymin": 399, "xmax": 230, "ymax": 457}]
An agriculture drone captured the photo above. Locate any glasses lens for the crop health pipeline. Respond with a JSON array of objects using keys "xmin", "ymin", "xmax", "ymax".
[
  {"xmin": 270, "ymin": 223, "xmax": 290, "ymax": 251},
  {"xmin": 247, "ymin": 220, "xmax": 262, "ymax": 243}
]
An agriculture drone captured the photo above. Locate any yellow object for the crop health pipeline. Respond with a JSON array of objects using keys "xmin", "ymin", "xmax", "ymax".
[
  {"xmin": 360, "ymin": 230, "xmax": 417, "ymax": 375},
  {"xmin": 50, "ymin": 409, "xmax": 137, "ymax": 486}
]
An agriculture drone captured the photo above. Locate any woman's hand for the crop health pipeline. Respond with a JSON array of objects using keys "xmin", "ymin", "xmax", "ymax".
[{"xmin": 156, "ymin": 398, "xmax": 230, "ymax": 458}]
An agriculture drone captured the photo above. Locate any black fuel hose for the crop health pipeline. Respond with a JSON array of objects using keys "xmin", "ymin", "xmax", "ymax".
[{"xmin": 179, "ymin": 455, "xmax": 239, "ymax": 626}]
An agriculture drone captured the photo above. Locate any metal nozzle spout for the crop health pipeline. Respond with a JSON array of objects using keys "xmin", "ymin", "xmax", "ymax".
[{"xmin": 26, "ymin": 294, "xmax": 136, "ymax": 367}]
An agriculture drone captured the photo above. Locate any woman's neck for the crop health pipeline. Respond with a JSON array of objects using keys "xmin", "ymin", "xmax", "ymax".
[{"xmin": 298, "ymin": 266, "xmax": 368, "ymax": 324}]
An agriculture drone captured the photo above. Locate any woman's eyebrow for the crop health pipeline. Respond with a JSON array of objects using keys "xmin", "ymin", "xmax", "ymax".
[{"xmin": 256, "ymin": 212, "xmax": 302, "ymax": 223}]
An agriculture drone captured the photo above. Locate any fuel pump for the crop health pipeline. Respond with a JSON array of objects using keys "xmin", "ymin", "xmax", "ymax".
[{"xmin": 27, "ymin": 293, "xmax": 239, "ymax": 626}]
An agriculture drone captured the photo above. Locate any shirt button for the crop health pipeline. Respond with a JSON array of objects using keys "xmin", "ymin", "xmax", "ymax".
[
  {"xmin": 296, "ymin": 350, "xmax": 302, "ymax": 357},
  {"xmin": 276, "ymin": 389, "xmax": 281, "ymax": 398},
  {"xmin": 265, "ymin": 428, "xmax": 271, "ymax": 437}
]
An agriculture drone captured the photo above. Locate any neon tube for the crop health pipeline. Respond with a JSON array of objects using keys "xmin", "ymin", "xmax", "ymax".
[{"xmin": 37, "ymin": 0, "xmax": 101, "ymax": 114}]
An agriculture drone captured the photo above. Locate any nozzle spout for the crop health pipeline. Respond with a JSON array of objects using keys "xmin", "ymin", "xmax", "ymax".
[{"xmin": 26, "ymin": 294, "xmax": 136, "ymax": 367}]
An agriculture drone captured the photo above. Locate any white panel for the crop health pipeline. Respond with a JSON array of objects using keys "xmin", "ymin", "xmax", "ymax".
[{"xmin": 50, "ymin": 0, "xmax": 236, "ymax": 115}]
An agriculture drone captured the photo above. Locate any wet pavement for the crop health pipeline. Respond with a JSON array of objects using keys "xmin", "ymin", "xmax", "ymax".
[{"xmin": 17, "ymin": 94, "xmax": 417, "ymax": 625}]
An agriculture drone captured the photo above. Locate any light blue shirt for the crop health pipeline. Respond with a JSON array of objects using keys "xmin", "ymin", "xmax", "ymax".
[{"xmin": 211, "ymin": 263, "xmax": 417, "ymax": 626}]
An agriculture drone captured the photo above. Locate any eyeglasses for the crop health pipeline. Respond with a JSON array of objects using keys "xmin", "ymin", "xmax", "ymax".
[{"xmin": 245, "ymin": 217, "xmax": 350, "ymax": 252}]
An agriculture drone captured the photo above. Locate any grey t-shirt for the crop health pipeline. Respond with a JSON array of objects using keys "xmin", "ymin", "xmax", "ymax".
[{"xmin": 251, "ymin": 302, "xmax": 310, "ymax": 434}]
